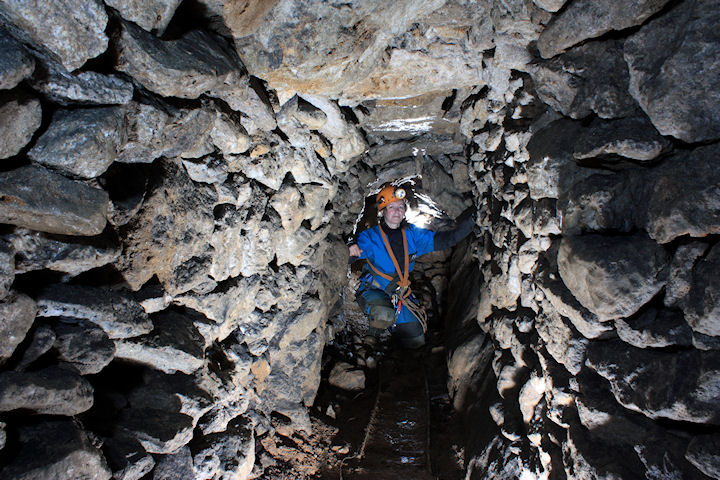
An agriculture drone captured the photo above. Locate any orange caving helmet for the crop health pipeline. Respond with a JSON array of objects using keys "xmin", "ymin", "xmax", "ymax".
[{"xmin": 376, "ymin": 185, "xmax": 406, "ymax": 211}]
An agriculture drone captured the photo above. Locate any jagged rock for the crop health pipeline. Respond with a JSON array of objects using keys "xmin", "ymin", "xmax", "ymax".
[
  {"xmin": 115, "ymin": 309, "xmax": 206, "ymax": 375},
  {"xmin": 328, "ymin": 360, "xmax": 364, "ymax": 392},
  {"xmin": 7, "ymin": 228, "xmax": 121, "ymax": 277},
  {"xmin": 0, "ymin": 419, "xmax": 111, "ymax": 479},
  {"xmin": 29, "ymin": 106, "xmax": 125, "ymax": 178},
  {"xmin": 530, "ymin": 39, "xmax": 637, "ymax": 120},
  {"xmin": 0, "ymin": 421, "xmax": 5, "ymax": 449},
  {"xmin": 562, "ymin": 425, "xmax": 643, "ymax": 479},
  {"xmin": 525, "ymin": 118, "xmax": 608, "ymax": 200},
  {"xmin": 15, "ymin": 323, "xmax": 55, "ymax": 371},
  {"xmin": 192, "ymin": 416, "xmax": 255, "ymax": 480},
  {"xmin": 116, "ymin": 21, "xmax": 276, "ymax": 132},
  {"xmin": 535, "ymin": 308, "xmax": 587, "ymax": 375},
  {"xmin": 106, "ymin": 0, "xmax": 182, "ymax": 34},
  {"xmin": 518, "ymin": 373, "xmax": 545, "ymax": 424},
  {"xmin": 562, "ymin": 144, "xmax": 720, "ymax": 243},
  {"xmin": 557, "ymin": 233, "xmax": 668, "ymax": 321},
  {"xmin": 54, "ymin": 321, "xmax": 115, "ymax": 375},
  {"xmin": 586, "ymin": 339, "xmax": 720, "ymax": 424},
  {"xmin": 119, "ymin": 408, "xmax": 195, "ymax": 455},
  {"xmin": 615, "ymin": 308, "xmax": 693, "ymax": 349},
  {"xmin": 182, "ymin": 156, "xmax": 228, "ymax": 184},
  {"xmin": 116, "ymin": 159, "xmax": 216, "ymax": 295},
  {"xmin": 665, "ymin": 241, "xmax": 709, "ymax": 308},
  {"xmin": 624, "ymin": 0, "xmax": 720, "ymax": 143},
  {"xmin": 152, "ymin": 445, "xmax": 196, "ymax": 479},
  {"xmin": 532, "ymin": 0, "xmax": 567, "ymax": 12},
  {"xmin": 0, "ymin": 88, "xmax": 41, "ymax": 159},
  {"xmin": 0, "ymin": 366, "xmax": 93, "ymax": 415},
  {"xmin": 686, "ymin": 434, "xmax": 720, "ymax": 480},
  {"xmin": 683, "ymin": 243, "xmax": 720, "ymax": 337},
  {"xmin": 0, "ymin": 165, "xmax": 109, "ymax": 235},
  {"xmin": 0, "ymin": 291, "xmax": 36, "ymax": 365},
  {"xmin": 133, "ymin": 283, "xmax": 173, "ymax": 314},
  {"xmin": 0, "ymin": 0, "xmax": 108, "ymax": 71},
  {"xmin": 0, "ymin": 239, "xmax": 14, "ymax": 299},
  {"xmin": 536, "ymin": 271, "xmax": 612, "ymax": 339},
  {"xmin": 211, "ymin": 112, "xmax": 251, "ymax": 154},
  {"xmin": 31, "ymin": 63, "xmax": 134, "ymax": 105},
  {"xmin": 0, "ymin": 29, "xmax": 34, "ymax": 89},
  {"xmin": 537, "ymin": 0, "xmax": 671, "ymax": 59},
  {"xmin": 36, "ymin": 284, "xmax": 152, "ymax": 339},
  {"xmin": 102, "ymin": 431, "xmax": 155, "ymax": 480},
  {"xmin": 573, "ymin": 115, "xmax": 671, "ymax": 162}
]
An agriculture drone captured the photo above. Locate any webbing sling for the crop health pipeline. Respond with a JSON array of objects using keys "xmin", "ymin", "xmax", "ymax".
[{"xmin": 365, "ymin": 228, "xmax": 427, "ymax": 332}]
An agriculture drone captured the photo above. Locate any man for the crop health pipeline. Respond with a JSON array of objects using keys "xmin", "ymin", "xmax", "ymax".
[{"xmin": 349, "ymin": 183, "xmax": 474, "ymax": 349}]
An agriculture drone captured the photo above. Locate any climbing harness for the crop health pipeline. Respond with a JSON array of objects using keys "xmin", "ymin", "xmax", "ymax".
[{"xmin": 365, "ymin": 227, "xmax": 428, "ymax": 332}]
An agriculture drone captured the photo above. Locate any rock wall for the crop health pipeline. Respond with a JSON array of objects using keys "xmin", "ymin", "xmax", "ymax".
[{"xmin": 446, "ymin": 0, "xmax": 720, "ymax": 478}]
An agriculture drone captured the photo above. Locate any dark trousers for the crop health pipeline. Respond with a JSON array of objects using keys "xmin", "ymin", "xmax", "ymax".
[{"xmin": 356, "ymin": 287, "xmax": 425, "ymax": 349}]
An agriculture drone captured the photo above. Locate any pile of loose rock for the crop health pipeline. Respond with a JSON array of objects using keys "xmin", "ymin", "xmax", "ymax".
[{"xmin": 446, "ymin": 0, "xmax": 720, "ymax": 478}]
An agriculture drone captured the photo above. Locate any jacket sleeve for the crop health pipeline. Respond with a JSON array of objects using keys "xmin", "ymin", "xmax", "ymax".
[
  {"xmin": 409, "ymin": 224, "xmax": 436, "ymax": 257},
  {"xmin": 433, "ymin": 209, "xmax": 475, "ymax": 251}
]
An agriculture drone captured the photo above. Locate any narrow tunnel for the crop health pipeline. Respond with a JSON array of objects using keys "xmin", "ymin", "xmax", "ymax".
[{"xmin": 0, "ymin": 1, "xmax": 719, "ymax": 479}]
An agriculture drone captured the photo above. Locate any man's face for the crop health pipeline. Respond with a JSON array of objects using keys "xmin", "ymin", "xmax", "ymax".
[{"xmin": 383, "ymin": 200, "xmax": 406, "ymax": 226}]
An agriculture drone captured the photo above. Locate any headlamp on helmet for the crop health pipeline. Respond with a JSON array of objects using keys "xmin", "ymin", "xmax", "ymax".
[{"xmin": 376, "ymin": 185, "xmax": 406, "ymax": 211}]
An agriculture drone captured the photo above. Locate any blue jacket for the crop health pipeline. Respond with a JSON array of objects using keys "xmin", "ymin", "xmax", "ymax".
[{"xmin": 356, "ymin": 223, "xmax": 435, "ymax": 294}]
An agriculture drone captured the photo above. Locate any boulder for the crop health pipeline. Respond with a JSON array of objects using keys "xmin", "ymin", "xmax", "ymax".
[
  {"xmin": 54, "ymin": 321, "xmax": 116, "ymax": 375},
  {"xmin": 0, "ymin": 366, "xmax": 94, "ymax": 415},
  {"xmin": 0, "ymin": 165, "xmax": 109, "ymax": 236},
  {"xmin": 29, "ymin": 106, "xmax": 125, "ymax": 179},
  {"xmin": 0, "ymin": 419, "xmax": 111, "ymax": 479},
  {"xmin": 0, "ymin": 88, "xmax": 42, "ymax": 159},
  {"xmin": 683, "ymin": 243, "xmax": 720, "ymax": 337},
  {"xmin": 535, "ymin": 308, "xmax": 587, "ymax": 375},
  {"xmin": 587, "ymin": 339, "xmax": 720, "ymax": 424},
  {"xmin": 686, "ymin": 434, "xmax": 720, "ymax": 480},
  {"xmin": 8, "ymin": 228, "xmax": 121, "ymax": 277},
  {"xmin": 624, "ymin": 0, "xmax": 720, "ymax": 143},
  {"xmin": 0, "ymin": 239, "xmax": 13, "ymax": 299},
  {"xmin": 102, "ymin": 431, "xmax": 155, "ymax": 480},
  {"xmin": 572, "ymin": 115, "xmax": 671, "ymax": 162},
  {"xmin": 530, "ymin": 39, "xmax": 637, "ymax": 120},
  {"xmin": 0, "ymin": 292, "xmax": 36, "ymax": 365},
  {"xmin": 0, "ymin": 29, "xmax": 34, "ymax": 89},
  {"xmin": 15, "ymin": 323, "xmax": 55, "ymax": 371},
  {"xmin": 0, "ymin": 0, "xmax": 108, "ymax": 71},
  {"xmin": 105, "ymin": 0, "xmax": 182, "ymax": 34},
  {"xmin": 615, "ymin": 308, "xmax": 693, "ymax": 349},
  {"xmin": 151, "ymin": 445, "xmax": 196, "ymax": 479},
  {"xmin": 665, "ymin": 241, "xmax": 709, "ymax": 308},
  {"xmin": 115, "ymin": 309, "xmax": 206, "ymax": 375},
  {"xmin": 192, "ymin": 416, "xmax": 255, "ymax": 480},
  {"xmin": 557, "ymin": 233, "xmax": 668, "ymax": 321},
  {"xmin": 116, "ymin": 159, "xmax": 216, "ymax": 295},
  {"xmin": 31, "ymin": 63, "xmax": 134, "ymax": 105},
  {"xmin": 118, "ymin": 408, "xmax": 195, "ymax": 454},
  {"xmin": 537, "ymin": 0, "xmax": 671, "ymax": 58}
]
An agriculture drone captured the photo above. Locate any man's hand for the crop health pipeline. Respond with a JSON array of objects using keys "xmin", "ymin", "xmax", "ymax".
[{"xmin": 349, "ymin": 244, "xmax": 362, "ymax": 257}]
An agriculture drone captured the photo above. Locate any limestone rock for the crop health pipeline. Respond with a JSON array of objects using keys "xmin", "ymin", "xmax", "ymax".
[
  {"xmin": 0, "ymin": 29, "xmax": 34, "ymax": 90},
  {"xmin": 36, "ymin": 284, "xmax": 153, "ymax": 339},
  {"xmin": 558, "ymin": 234, "xmax": 668, "ymax": 321},
  {"xmin": 105, "ymin": 0, "xmax": 182, "ymax": 34},
  {"xmin": 328, "ymin": 362, "xmax": 365, "ymax": 391},
  {"xmin": 624, "ymin": 0, "xmax": 720, "ymax": 143},
  {"xmin": 192, "ymin": 416, "xmax": 255, "ymax": 480},
  {"xmin": 530, "ymin": 39, "xmax": 637, "ymax": 120},
  {"xmin": 115, "ymin": 309, "xmax": 206, "ymax": 375},
  {"xmin": 54, "ymin": 322, "xmax": 115, "ymax": 375},
  {"xmin": 0, "ymin": 0, "xmax": 108, "ymax": 71},
  {"xmin": 182, "ymin": 156, "xmax": 228, "ymax": 184},
  {"xmin": 665, "ymin": 242, "xmax": 708, "ymax": 308},
  {"xmin": 0, "ymin": 239, "xmax": 14, "ymax": 299},
  {"xmin": 573, "ymin": 115, "xmax": 671, "ymax": 162},
  {"xmin": 31, "ymin": 64, "xmax": 134, "ymax": 105},
  {"xmin": 102, "ymin": 432, "xmax": 155, "ymax": 480},
  {"xmin": 536, "ymin": 308, "xmax": 587, "ymax": 375},
  {"xmin": 0, "ymin": 291, "xmax": 36, "ymax": 365},
  {"xmin": 537, "ymin": 0, "xmax": 671, "ymax": 59},
  {"xmin": 587, "ymin": 339, "xmax": 720, "ymax": 424},
  {"xmin": 8, "ymin": 228, "xmax": 121, "ymax": 277},
  {"xmin": 0, "ymin": 366, "xmax": 93, "ymax": 415},
  {"xmin": 615, "ymin": 308, "xmax": 693, "ymax": 349},
  {"xmin": 0, "ymin": 88, "xmax": 41, "ymax": 159},
  {"xmin": 118, "ymin": 408, "xmax": 195, "ymax": 454},
  {"xmin": 152, "ymin": 445, "xmax": 196, "ymax": 479},
  {"xmin": 683, "ymin": 243, "xmax": 720, "ymax": 337},
  {"xmin": 15, "ymin": 324, "xmax": 55, "ymax": 371},
  {"xmin": 686, "ymin": 434, "xmax": 720, "ymax": 480},
  {"xmin": 0, "ymin": 165, "xmax": 109, "ymax": 235},
  {"xmin": 532, "ymin": 0, "xmax": 567, "ymax": 12},
  {"xmin": 116, "ymin": 159, "xmax": 216, "ymax": 295},
  {"xmin": 29, "ymin": 106, "xmax": 125, "ymax": 179},
  {"xmin": 211, "ymin": 112, "xmax": 251, "ymax": 154},
  {"xmin": 0, "ymin": 419, "xmax": 111, "ymax": 480}
]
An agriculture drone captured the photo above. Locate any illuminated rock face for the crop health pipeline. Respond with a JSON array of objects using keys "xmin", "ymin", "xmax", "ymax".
[{"xmin": 0, "ymin": 0, "xmax": 718, "ymax": 479}]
